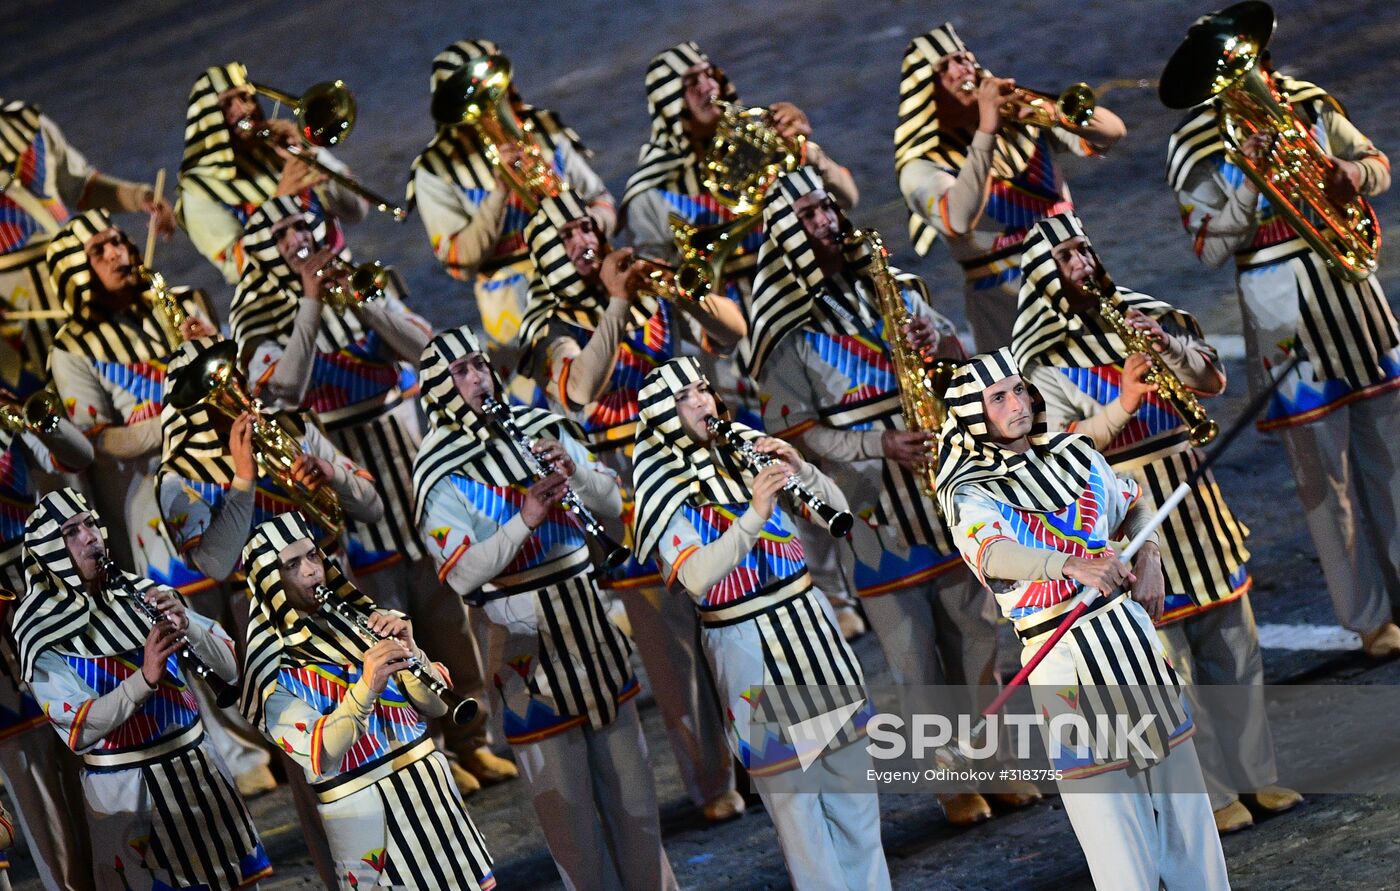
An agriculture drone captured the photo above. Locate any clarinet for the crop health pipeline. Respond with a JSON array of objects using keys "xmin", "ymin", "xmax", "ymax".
[
  {"xmin": 313, "ymin": 584, "xmax": 479, "ymax": 726},
  {"xmin": 704, "ymin": 415, "xmax": 854, "ymax": 538},
  {"xmin": 480, "ymin": 396, "xmax": 631, "ymax": 570},
  {"xmin": 98, "ymin": 556, "xmax": 241, "ymax": 708}
]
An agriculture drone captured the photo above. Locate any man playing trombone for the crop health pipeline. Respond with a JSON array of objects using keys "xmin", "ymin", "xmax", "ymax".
[
  {"xmin": 177, "ymin": 63, "xmax": 369, "ymax": 284},
  {"xmin": 14, "ymin": 488, "xmax": 271, "ymax": 890},
  {"xmin": 239, "ymin": 512, "xmax": 495, "ymax": 890},
  {"xmin": 895, "ymin": 24, "xmax": 1125, "ymax": 351},
  {"xmin": 412, "ymin": 325, "xmax": 676, "ymax": 890}
]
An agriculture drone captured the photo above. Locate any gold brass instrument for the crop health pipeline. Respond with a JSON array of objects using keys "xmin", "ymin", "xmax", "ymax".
[
  {"xmin": 430, "ymin": 54, "xmax": 565, "ymax": 213},
  {"xmin": 961, "ymin": 74, "xmax": 1096, "ymax": 130},
  {"xmin": 239, "ymin": 81, "xmax": 408, "ymax": 221},
  {"xmin": 308, "ymin": 254, "xmax": 390, "ymax": 314},
  {"xmin": 853, "ymin": 229, "xmax": 952, "ymax": 495},
  {"xmin": 667, "ymin": 213, "xmax": 761, "ymax": 304},
  {"xmin": 0, "ymin": 388, "xmax": 63, "ymax": 435},
  {"xmin": 165, "ymin": 339, "xmax": 345, "ymax": 537},
  {"xmin": 1089, "ymin": 279, "xmax": 1219, "ymax": 446},
  {"xmin": 702, "ymin": 99, "xmax": 806, "ymax": 215},
  {"xmin": 134, "ymin": 265, "xmax": 188, "ymax": 352},
  {"xmin": 1159, "ymin": 1, "xmax": 1380, "ymax": 283}
]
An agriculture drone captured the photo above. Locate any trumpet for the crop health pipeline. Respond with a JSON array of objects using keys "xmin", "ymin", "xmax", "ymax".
[
  {"xmin": 479, "ymin": 395, "xmax": 630, "ymax": 571},
  {"xmin": 133, "ymin": 264, "xmax": 188, "ymax": 352},
  {"xmin": 237, "ymin": 81, "xmax": 408, "ymax": 221},
  {"xmin": 313, "ymin": 583, "xmax": 479, "ymax": 726},
  {"xmin": 299, "ymin": 249, "xmax": 390, "ymax": 314},
  {"xmin": 165, "ymin": 339, "xmax": 345, "ymax": 538},
  {"xmin": 961, "ymin": 73, "xmax": 1097, "ymax": 130},
  {"xmin": 0, "ymin": 388, "xmax": 63, "ymax": 435},
  {"xmin": 99, "ymin": 555, "xmax": 241, "ymax": 708},
  {"xmin": 704, "ymin": 415, "xmax": 853, "ymax": 538},
  {"xmin": 1090, "ymin": 279, "xmax": 1219, "ymax": 446},
  {"xmin": 431, "ymin": 54, "xmax": 565, "ymax": 213}
]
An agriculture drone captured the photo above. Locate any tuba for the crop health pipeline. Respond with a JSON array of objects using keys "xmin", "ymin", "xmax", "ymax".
[
  {"xmin": 431, "ymin": 54, "xmax": 565, "ymax": 213},
  {"xmin": 0, "ymin": 388, "xmax": 63, "ymax": 435},
  {"xmin": 1159, "ymin": 1, "xmax": 1380, "ymax": 283},
  {"xmin": 238, "ymin": 81, "xmax": 408, "ymax": 221},
  {"xmin": 165, "ymin": 339, "xmax": 345, "ymax": 537},
  {"xmin": 852, "ymin": 229, "xmax": 951, "ymax": 495},
  {"xmin": 1089, "ymin": 279, "xmax": 1219, "ymax": 446}
]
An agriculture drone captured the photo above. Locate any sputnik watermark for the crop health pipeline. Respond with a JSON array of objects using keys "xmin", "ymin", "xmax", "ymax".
[{"xmin": 863, "ymin": 711, "xmax": 1162, "ymax": 764}]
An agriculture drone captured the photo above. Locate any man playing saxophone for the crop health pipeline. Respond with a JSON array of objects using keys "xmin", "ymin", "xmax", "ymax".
[
  {"xmin": 410, "ymin": 39, "xmax": 615, "ymax": 393},
  {"xmin": 1011, "ymin": 211, "xmax": 1301, "ymax": 834},
  {"xmin": 746, "ymin": 168, "xmax": 1026, "ymax": 827},
  {"xmin": 1165, "ymin": 31, "xmax": 1400, "ymax": 659},
  {"xmin": 895, "ymin": 24, "xmax": 1125, "ymax": 351}
]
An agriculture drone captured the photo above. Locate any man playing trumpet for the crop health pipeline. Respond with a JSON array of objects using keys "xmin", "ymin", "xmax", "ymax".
[
  {"xmin": 1012, "ymin": 211, "xmax": 1299, "ymax": 833},
  {"xmin": 895, "ymin": 24, "xmax": 1125, "ymax": 351},
  {"xmin": 240, "ymin": 512, "xmax": 495, "ymax": 890}
]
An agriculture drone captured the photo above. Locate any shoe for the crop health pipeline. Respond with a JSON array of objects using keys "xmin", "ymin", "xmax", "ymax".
[
  {"xmin": 701, "ymin": 789, "xmax": 746, "ymax": 823},
  {"xmin": 939, "ymin": 793, "xmax": 993, "ymax": 827},
  {"xmin": 1213, "ymin": 800, "xmax": 1253, "ymax": 835},
  {"xmin": 1243, "ymin": 785, "xmax": 1303, "ymax": 814},
  {"xmin": 235, "ymin": 764, "xmax": 277, "ymax": 799},
  {"xmin": 836, "ymin": 607, "xmax": 867, "ymax": 641},
  {"xmin": 1361, "ymin": 622, "xmax": 1400, "ymax": 659},
  {"xmin": 989, "ymin": 781, "xmax": 1042, "ymax": 809},
  {"xmin": 458, "ymin": 746, "xmax": 519, "ymax": 785},
  {"xmin": 450, "ymin": 761, "xmax": 482, "ymax": 797}
]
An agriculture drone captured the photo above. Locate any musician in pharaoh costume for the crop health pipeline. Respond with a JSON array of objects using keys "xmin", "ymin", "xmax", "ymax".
[
  {"xmin": 745, "ymin": 168, "xmax": 1031, "ymax": 826},
  {"xmin": 240, "ymin": 512, "xmax": 495, "ymax": 890},
  {"xmin": 230, "ymin": 196, "xmax": 512, "ymax": 792},
  {"xmin": 894, "ymin": 24, "xmax": 1125, "ymax": 351},
  {"xmin": 412, "ymin": 326, "xmax": 676, "ymax": 889},
  {"xmin": 519, "ymin": 192, "xmax": 745, "ymax": 822},
  {"xmin": 410, "ymin": 39, "xmax": 615, "ymax": 389},
  {"xmin": 1013, "ymin": 211, "xmax": 1301, "ymax": 833},
  {"xmin": 177, "ymin": 63, "xmax": 368, "ymax": 284},
  {"xmin": 631, "ymin": 358, "xmax": 890, "ymax": 890},
  {"xmin": 15, "ymin": 488, "xmax": 271, "ymax": 890},
  {"xmin": 937, "ymin": 349, "xmax": 1229, "ymax": 890},
  {"xmin": 0, "ymin": 372, "xmax": 93, "ymax": 890},
  {"xmin": 1, "ymin": 99, "xmax": 175, "ymax": 383},
  {"xmin": 1167, "ymin": 55, "xmax": 1400, "ymax": 658}
]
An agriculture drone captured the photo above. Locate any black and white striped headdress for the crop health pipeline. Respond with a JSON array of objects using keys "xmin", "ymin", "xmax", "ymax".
[
  {"xmin": 11, "ymin": 489, "xmax": 155, "ymax": 680},
  {"xmin": 407, "ymin": 40, "xmax": 590, "ymax": 210},
  {"xmin": 411, "ymin": 326, "xmax": 573, "ymax": 526},
  {"xmin": 934, "ymin": 348, "xmax": 1097, "ymax": 524},
  {"xmin": 177, "ymin": 63, "xmax": 280, "ymax": 214},
  {"xmin": 159, "ymin": 336, "xmax": 239, "ymax": 486},
  {"xmin": 0, "ymin": 99, "xmax": 41, "ymax": 170},
  {"xmin": 619, "ymin": 42, "xmax": 739, "ymax": 211},
  {"xmin": 1011, "ymin": 211, "xmax": 1198, "ymax": 369},
  {"xmin": 229, "ymin": 195, "xmax": 362, "ymax": 362},
  {"xmin": 239, "ymin": 512, "xmax": 369, "ymax": 728},
  {"xmin": 45, "ymin": 210, "xmax": 117, "ymax": 315},
  {"xmin": 630, "ymin": 358, "xmax": 758, "ymax": 560},
  {"xmin": 894, "ymin": 25, "xmax": 1042, "ymax": 256}
]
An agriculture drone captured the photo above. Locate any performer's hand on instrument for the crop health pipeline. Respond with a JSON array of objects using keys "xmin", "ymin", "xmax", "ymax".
[
  {"xmin": 1238, "ymin": 132, "xmax": 1272, "ymax": 164},
  {"xmin": 1118, "ymin": 353, "xmax": 1159, "ymax": 414},
  {"xmin": 882, "ymin": 430, "xmax": 934, "ymax": 470},
  {"xmin": 141, "ymin": 191, "xmax": 178, "ymax": 240},
  {"xmin": 147, "ymin": 589, "xmax": 189, "ymax": 636},
  {"xmin": 976, "ymin": 75, "xmax": 1016, "ymax": 134},
  {"xmin": 363, "ymin": 638, "xmax": 415, "ymax": 694},
  {"xmin": 366, "ymin": 611, "xmax": 415, "ymax": 652},
  {"xmin": 297, "ymin": 247, "xmax": 342, "ymax": 301},
  {"xmin": 768, "ymin": 102, "xmax": 812, "ymax": 140},
  {"xmin": 1122, "ymin": 309, "xmax": 1167, "ymax": 348},
  {"xmin": 905, "ymin": 316, "xmax": 941, "ymax": 354},
  {"xmin": 230, "ymin": 413, "xmax": 258, "ymax": 483},
  {"xmin": 1062, "ymin": 552, "xmax": 1134, "ymax": 594},
  {"xmin": 749, "ymin": 463, "xmax": 790, "ymax": 522},
  {"xmin": 264, "ymin": 118, "xmax": 302, "ymax": 150},
  {"xmin": 532, "ymin": 438, "xmax": 576, "ymax": 478},
  {"xmin": 1129, "ymin": 543, "xmax": 1165, "ymax": 621},
  {"xmin": 754, "ymin": 436, "xmax": 802, "ymax": 473},
  {"xmin": 291, "ymin": 454, "xmax": 334, "ymax": 492},
  {"xmin": 1324, "ymin": 156, "xmax": 1363, "ymax": 204},
  {"xmin": 275, "ymin": 155, "xmax": 327, "ymax": 198},
  {"xmin": 522, "ymin": 472, "xmax": 569, "ymax": 529},
  {"xmin": 600, "ymin": 248, "xmax": 639, "ymax": 301},
  {"xmin": 141, "ymin": 621, "xmax": 184, "ymax": 688},
  {"xmin": 179, "ymin": 316, "xmax": 217, "ymax": 342},
  {"xmin": 494, "ymin": 141, "xmax": 527, "ymax": 188}
]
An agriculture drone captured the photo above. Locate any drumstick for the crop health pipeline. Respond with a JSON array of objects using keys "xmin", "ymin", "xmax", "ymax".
[
  {"xmin": 0, "ymin": 309, "xmax": 69, "ymax": 321},
  {"xmin": 143, "ymin": 168, "xmax": 166, "ymax": 268}
]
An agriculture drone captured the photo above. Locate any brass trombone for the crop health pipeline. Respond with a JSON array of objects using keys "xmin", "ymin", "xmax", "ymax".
[
  {"xmin": 238, "ymin": 81, "xmax": 408, "ymax": 221},
  {"xmin": 0, "ymin": 388, "xmax": 63, "ymax": 435}
]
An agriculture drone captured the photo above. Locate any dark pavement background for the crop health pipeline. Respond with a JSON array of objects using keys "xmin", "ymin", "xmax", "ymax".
[{"xmin": 5, "ymin": 1, "xmax": 1400, "ymax": 887}]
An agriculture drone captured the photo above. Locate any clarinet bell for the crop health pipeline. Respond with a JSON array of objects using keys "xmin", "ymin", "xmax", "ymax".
[
  {"xmin": 598, "ymin": 540, "xmax": 632, "ymax": 572},
  {"xmin": 445, "ymin": 692, "xmax": 481, "ymax": 726},
  {"xmin": 824, "ymin": 509, "xmax": 854, "ymax": 538},
  {"xmin": 212, "ymin": 679, "xmax": 243, "ymax": 709}
]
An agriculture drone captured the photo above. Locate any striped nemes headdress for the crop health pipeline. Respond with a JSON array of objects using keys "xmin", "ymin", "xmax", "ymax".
[
  {"xmin": 0, "ymin": 99, "xmax": 42, "ymax": 170},
  {"xmin": 934, "ymin": 348, "xmax": 1097, "ymax": 525},
  {"xmin": 177, "ymin": 63, "xmax": 280, "ymax": 213}
]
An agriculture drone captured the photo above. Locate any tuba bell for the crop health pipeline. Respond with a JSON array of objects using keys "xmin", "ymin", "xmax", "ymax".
[
  {"xmin": 1158, "ymin": 1, "xmax": 1380, "ymax": 283},
  {"xmin": 165, "ymin": 339, "xmax": 345, "ymax": 538}
]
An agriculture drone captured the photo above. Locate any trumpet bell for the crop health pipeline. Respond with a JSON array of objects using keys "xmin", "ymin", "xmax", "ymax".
[
  {"xmin": 297, "ymin": 80, "xmax": 356, "ymax": 147},
  {"xmin": 432, "ymin": 54, "xmax": 513, "ymax": 126},
  {"xmin": 1158, "ymin": 1, "xmax": 1276, "ymax": 110}
]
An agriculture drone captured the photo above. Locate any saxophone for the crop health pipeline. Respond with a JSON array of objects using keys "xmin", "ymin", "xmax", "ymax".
[
  {"xmin": 852, "ymin": 228, "xmax": 952, "ymax": 496},
  {"xmin": 1089, "ymin": 280, "xmax": 1219, "ymax": 446},
  {"xmin": 134, "ymin": 265, "xmax": 188, "ymax": 352}
]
